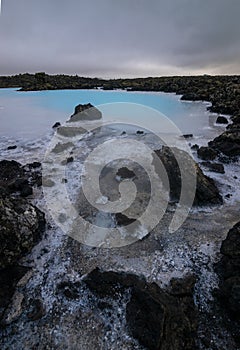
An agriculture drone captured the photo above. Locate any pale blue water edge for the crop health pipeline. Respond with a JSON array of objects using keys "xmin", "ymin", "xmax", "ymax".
[{"xmin": 0, "ymin": 87, "xmax": 222, "ymax": 140}]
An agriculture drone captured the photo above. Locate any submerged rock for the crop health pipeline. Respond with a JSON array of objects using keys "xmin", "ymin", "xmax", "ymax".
[
  {"xmin": 84, "ymin": 268, "xmax": 198, "ymax": 350},
  {"xmin": 57, "ymin": 126, "xmax": 86, "ymax": 137}
]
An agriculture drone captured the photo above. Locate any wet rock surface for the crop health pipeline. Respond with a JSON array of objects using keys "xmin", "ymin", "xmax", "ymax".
[
  {"xmin": 84, "ymin": 268, "xmax": 198, "ymax": 350},
  {"xmin": 0, "ymin": 195, "xmax": 45, "ymax": 269},
  {"xmin": 197, "ymin": 146, "xmax": 218, "ymax": 161},
  {"xmin": 154, "ymin": 146, "xmax": 223, "ymax": 206},
  {"xmin": 200, "ymin": 161, "xmax": 225, "ymax": 174},
  {"xmin": 215, "ymin": 222, "xmax": 240, "ymax": 345},
  {"xmin": 216, "ymin": 116, "xmax": 228, "ymax": 124},
  {"xmin": 0, "ymin": 159, "xmax": 46, "ymax": 325},
  {"xmin": 68, "ymin": 103, "xmax": 102, "ymax": 122},
  {"xmin": 209, "ymin": 129, "xmax": 240, "ymax": 157},
  {"xmin": 116, "ymin": 167, "xmax": 136, "ymax": 180}
]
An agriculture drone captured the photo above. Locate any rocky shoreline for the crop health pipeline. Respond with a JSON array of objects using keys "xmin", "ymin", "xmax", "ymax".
[{"xmin": 0, "ymin": 85, "xmax": 239, "ymax": 349}]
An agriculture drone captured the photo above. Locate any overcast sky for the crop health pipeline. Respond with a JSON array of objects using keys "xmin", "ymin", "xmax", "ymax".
[{"xmin": 0, "ymin": 0, "xmax": 240, "ymax": 77}]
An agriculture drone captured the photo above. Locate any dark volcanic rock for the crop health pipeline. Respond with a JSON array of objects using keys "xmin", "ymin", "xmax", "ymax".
[
  {"xmin": 154, "ymin": 146, "xmax": 223, "ymax": 206},
  {"xmin": 0, "ymin": 266, "xmax": 29, "ymax": 322},
  {"xmin": 20, "ymin": 185, "xmax": 33, "ymax": 197},
  {"xmin": 116, "ymin": 167, "xmax": 136, "ymax": 179},
  {"xmin": 27, "ymin": 162, "xmax": 41, "ymax": 169},
  {"xmin": 27, "ymin": 299, "xmax": 45, "ymax": 321},
  {"xmin": 215, "ymin": 221, "xmax": 240, "ymax": 340},
  {"xmin": 136, "ymin": 130, "xmax": 144, "ymax": 135},
  {"xmin": 197, "ymin": 146, "xmax": 218, "ymax": 161},
  {"xmin": 209, "ymin": 130, "xmax": 240, "ymax": 157},
  {"xmin": 7, "ymin": 145, "xmax": 17, "ymax": 150},
  {"xmin": 52, "ymin": 122, "xmax": 61, "ymax": 128},
  {"xmin": 115, "ymin": 213, "xmax": 136, "ymax": 226},
  {"xmin": 0, "ymin": 196, "xmax": 45, "ymax": 269},
  {"xmin": 57, "ymin": 281, "xmax": 81, "ymax": 299},
  {"xmin": 200, "ymin": 162, "xmax": 225, "ymax": 174},
  {"xmin": 216, "ymin": 116, "xmax": 228, "ymax": 124},
  {"xmin": 191, "ymin": 144, "xmax": 199, "ymax": 151},
  {"xmin": 84, "ymin": 268, "xmax": 198, "ymax": 350},
  {"xmin": 181, "ymin": 134, "xmax": 193, "ymax": 139},
  {"xmin": 0, "ymin": 160, "xmax": 34, "ymax": 197},
  {"xmin": 181, "ymin": 93, "xmax": 201, "ymax": 101},
  {"xmin": 0, "ymin": 160, "xmax": 25, "ymax": 184},
  {"xmin": 68, "ymin": 103, "xmax": 102, "ymax": 122}
]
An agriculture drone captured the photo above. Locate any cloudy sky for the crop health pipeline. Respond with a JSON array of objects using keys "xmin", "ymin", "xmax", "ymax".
[{"xmin": 0, "ymin": 0, "xmax": 240, "ymax": 77}]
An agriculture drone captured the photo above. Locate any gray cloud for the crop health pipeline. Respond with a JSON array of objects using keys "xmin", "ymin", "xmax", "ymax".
[{"xmin": 0, "ymin": 0, "xmax": 240, "ymax": 77}]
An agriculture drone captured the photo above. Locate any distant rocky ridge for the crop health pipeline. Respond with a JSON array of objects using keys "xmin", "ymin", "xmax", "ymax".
[{"xmin": 1, "ymin": 73, "xmax": 240, "ymax": 158}]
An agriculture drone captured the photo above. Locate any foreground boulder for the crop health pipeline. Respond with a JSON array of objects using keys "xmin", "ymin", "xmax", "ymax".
[
  {"xmin": 0, "ymin": 196, "xmax": 45, "ymax": 269},
  {"xmin": 68, "ymin": 103, "xmax": 102, "ymax": 122},
  {"xmin": 84, "ymin": 268, "xmax": 197, "ymax": 350},
  {"xmin": 0, "ymin": 159, "xmax": 45, "ymax": 323},
  {"xmin": 216, "ymin": 222, "xmax": 240, "ymax": 318},
  {"xmin": 154, "ymin": 147, "xmax": 223, "ymax": 206},
  {"xmin": 0, "ymin": 160, "xmax": 37, "ymax": 197}
]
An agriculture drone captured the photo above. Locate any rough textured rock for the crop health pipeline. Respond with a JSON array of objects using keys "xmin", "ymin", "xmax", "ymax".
[
  {"xmin": 0, "ymin": 159, "xmax": 46, "ymax": 325},
  {"xmin": 197, "ymin": 146, "xmax": 218, "ymax": 161},
  {"xmin": 216, "ymin": 221, "xmax": 240, "ymax": 318},
  {"xmin": 200, "ymin": 161, "xmax": 225, "ymax": 174},
  {"xmin": 57, "ymin": 126, "xmax": 86, "ymax": 137},
  {"xmin": 216, "ymin": 116, "xmax": 228, "ymax": 124},
  {"xmin": 68, "ymin": 103, "xmax": 102, "ymax": 122},
  {"xmin": 0, "ymin": 160, "xmax": 36, "ymax": 197},
  {"xmin": 0, "ymin": 195, "xmax": 45, "ymax": 269},
  {"xmin": 215, "ymin": 222, "xmax": 240, "ymax": 344},
  {"xmin": 52, "ymin": 121, "xmax": 61, "ymax": 128},
  {"xmin": 116, "ymin": 167, "xmax": 136, "ymax": 179},
  {"xmin": 209, "ymin": 130, "xmax": 240, "ymax": 157},
  {"xmin": 191, "ymin": 144, "xmax": 199, "ymax": 151},
  {"xmin": 84, "ymin": 268, "xmax": 198, "ymax": 350},
  {"xmin": 115, "ymin": 212, "xmax": 136, "ymax": 226},
  {"xmin": 154, "ymin": 147, "xmax": 223, "ymax": 206},
  {"xmin": 7, "ymin": 145, "xmax": 17, "ymax": 150},
  {"xmin": 0, "ymin": 266, "xmax": 29, "ymax": 323}
]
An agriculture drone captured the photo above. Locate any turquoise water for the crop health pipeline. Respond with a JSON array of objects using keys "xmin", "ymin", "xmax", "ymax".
[{"xmin": 0, "ymin": 88, "xmax": 219, "ymax": 140}]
